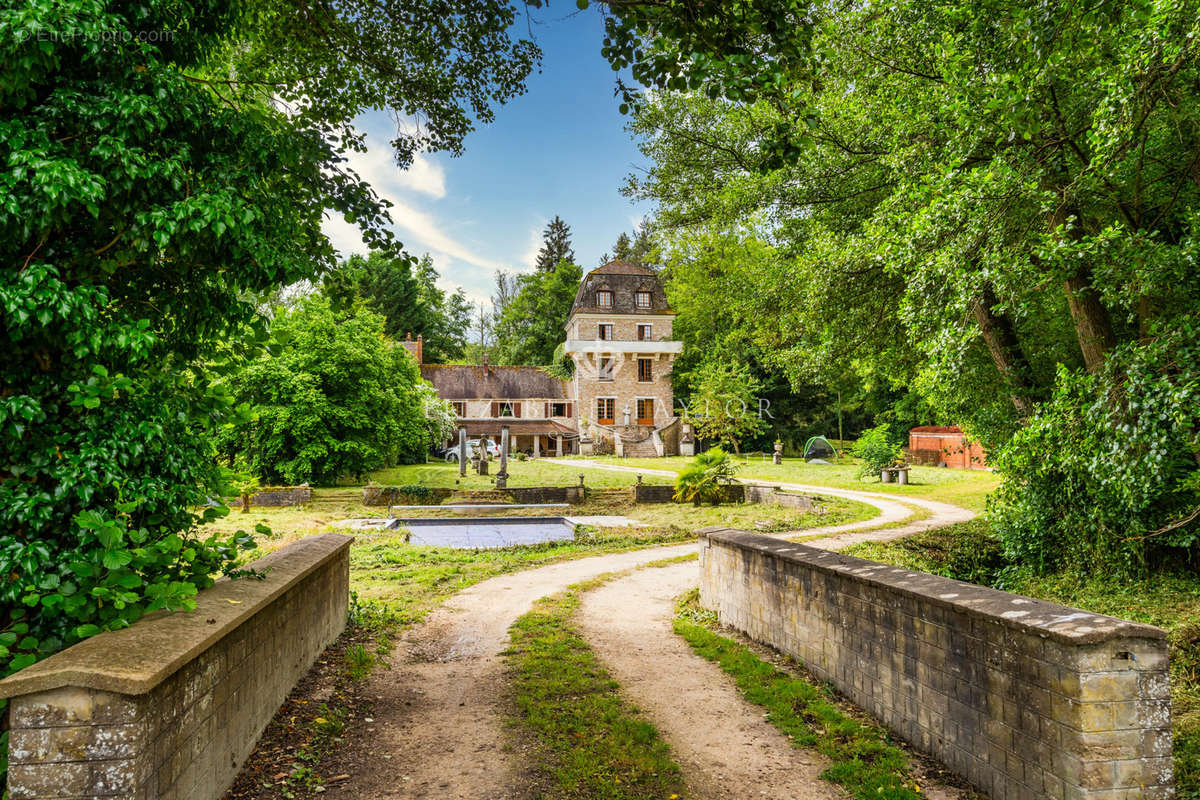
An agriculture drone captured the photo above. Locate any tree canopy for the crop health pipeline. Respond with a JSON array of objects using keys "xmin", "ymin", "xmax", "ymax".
[
  {"xmin": 491, "ymin": 260, "xmax": 584, "ymax": 366},
  {"xmin": 216, "ymin": 297, "xmax": 432, "ymax": 485},
  {"xmin": 328, "ymin": 251, "xmax": 472, "ymax": 363},
  {"xmin": 618, "ymin": 0, "xmax": 1200, "ymax": 571},
  {"xmin": 535, "ymin": 215, "xmax": 576, "ymax": 272},
  {"xmin": 0, "ymin": 0, "xmax": 540, "ymax": 727}
]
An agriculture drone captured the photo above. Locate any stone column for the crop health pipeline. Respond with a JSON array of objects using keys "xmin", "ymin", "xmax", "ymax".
[
  {"xmin": 533, "ymin": 436, "xmax": 540, "ymax": 458},
  {"xmin": 773, "ymin": 438, "xmax": 783, "ymax": 465},
  {"xmin": 458, "ymin": 427, "xmax": 467, "ymax": 477},
  {"xmin": 477, "ymin": 435, "xmax": 489, "ymax": 475},
  {"xmin": 495, "ymin": 427, "xmax": 510, "ymax": 489},
  {"xmin": 556, "ymin": 435, "xmax": 563, "ymax": 457}
]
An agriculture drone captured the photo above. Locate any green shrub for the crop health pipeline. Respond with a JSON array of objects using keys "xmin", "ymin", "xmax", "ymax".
[
  {"xmin": 990, "ymin": 328, "xmax": 1200, "ymax": 575},
  {"xmin": 216, "ymin": 297, "xmax": 429, "ymax": 486},
  {"xmin": 674, "ymin": 447, "xmax": 740, "ymax": 505},
  {"xmin": 850, "ymin": 424, "xmax": 903, "ymax": 479},
  {"xmin": 344, "ymin": 644, "xmax": 376, "ymax": 681}
]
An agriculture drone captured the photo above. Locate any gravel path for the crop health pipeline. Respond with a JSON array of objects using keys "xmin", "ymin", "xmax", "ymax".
[
  {"xmin": 324, "ymin": 474, "xmax": 974, "ymax": 799},
  {"xmin": 576, "ymin": 562, "xmax": 842, "ymax": 800}
]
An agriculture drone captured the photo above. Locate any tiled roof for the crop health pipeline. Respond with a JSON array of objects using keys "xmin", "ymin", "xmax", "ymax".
[
  {"xmin": 570, "ymin": 261, "xmax": 673, "ymax": 316},
  {"xmin": 420, "ymin": 364, "xmax": 568, "ymax": 400},
  {"xmin": 458, "ymin": 419, "xmax": 578, "ymax": 436},
  {"xmin": 589, "ymin": 260, "xmax": 658, "ymax": 276}
]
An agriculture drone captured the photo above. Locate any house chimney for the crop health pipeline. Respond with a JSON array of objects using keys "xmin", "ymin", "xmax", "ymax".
[
  {"xmin": 400, "ymin": 332, "xmax": 422, "ymax": 365},
  {"xmin": 482, "ymin": 353, "xmax": 490, "ymax": 377}
]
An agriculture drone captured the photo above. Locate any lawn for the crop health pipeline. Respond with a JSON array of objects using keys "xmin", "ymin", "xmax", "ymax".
[
  {"xmin": 202, "ymin": 495, "xmax": 687, "ymax": 627},
  {"xmin": 368, "ymin": 459, "xmax": 673, "ymax": 489},
  {"xmin": 844, "ymin": 523, "xmax": 1200, "ymax": 799},
  {"xmin": 200, "ymin": 479, "xmax": 871, "ymax": 629},
  {"xmin": 570, "ymin": 455, "xmax": 1001, "ymax": 513}
]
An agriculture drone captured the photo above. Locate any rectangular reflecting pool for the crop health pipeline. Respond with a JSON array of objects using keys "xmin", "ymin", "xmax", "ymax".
[{"xmin": 391, "ymin": 516, "xmax": 576, "ymax": 549}]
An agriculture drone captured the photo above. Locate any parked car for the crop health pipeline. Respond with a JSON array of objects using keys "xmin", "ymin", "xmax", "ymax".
[{"xmin": 441, "ymin": 439, "xmax": 502, "ymax": 462}]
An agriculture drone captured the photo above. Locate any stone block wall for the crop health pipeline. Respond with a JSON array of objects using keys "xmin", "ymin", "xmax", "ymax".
[
  {"xmin": 744, "ymin": 484, "xmax": 816, "ymax": 511},
  {"xmin": 247, "ymin": 485, "xmax": 312, "ymax": 506},
  {"xmin": 699, "ymin": 529, "xmax": 1173, "ymax": 800},
  {"xmin": 508, "ymin": 486, "xmax": 570, "ymax": 504},
  {"xmin": 1, "ymin": 534, "xmax": 352, "ymax": 800},
  {"xmin": 633, "ymin": 484, "xmax": 676, "ymax": 503},
  {"xmin": 362, "ymin": 485, "xmax": 454, "ymax": 506}
]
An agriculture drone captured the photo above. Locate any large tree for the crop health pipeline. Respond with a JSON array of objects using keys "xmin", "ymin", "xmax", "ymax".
[
  {"xmin": 534, "ymin": 215, "xmax": 576, "ymax": 272},
  {"xmin": 600, "ymin": 223, "xmax": 655, "ymax": 267},
  {"xmin": 615, "ymin": 1, "xmax": 1200, "ymax": 572},
  {"xmin": 491, "ymin": 260, "xmax": 584, "ymax": 365},
  {"xmin": 217, "ymin": 297, "xmax": 430, "ymax": 485},
  {"xmin": 0, "ymin": 0, "xmax": 539, "ymax": 715},
  {"xmin": 329, "ymin": 251, "xmax": 471, "ymax": 362}
]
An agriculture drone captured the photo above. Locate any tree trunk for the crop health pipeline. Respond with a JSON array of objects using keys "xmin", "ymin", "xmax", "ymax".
[
  {"xmin": 971, "ymin": 286, "xmax": 1036, "ymax": 417},
  {"xmin": 1064, "ymin": 265, "xmax": 1116, "ymax": 373}
]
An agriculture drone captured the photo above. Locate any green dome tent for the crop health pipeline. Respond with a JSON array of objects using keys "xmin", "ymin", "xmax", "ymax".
[{"xmin": 802, "ymin": 435, "xmax": 836, "ymax": 462}]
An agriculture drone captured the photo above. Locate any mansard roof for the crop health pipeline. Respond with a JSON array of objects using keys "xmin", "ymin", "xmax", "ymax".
[
  {"xmin": 570, "ymin": 261, "xmax": 673, "ymax": 316},
  {"xmin": 420, "ymin": 364, "xmax": 568, "ymax": 400}
]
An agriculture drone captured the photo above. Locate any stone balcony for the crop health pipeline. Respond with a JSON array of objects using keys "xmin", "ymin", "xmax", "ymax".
[{"xmin": 563, "ymin": 339, "xmax": 683, "ymax": 355}]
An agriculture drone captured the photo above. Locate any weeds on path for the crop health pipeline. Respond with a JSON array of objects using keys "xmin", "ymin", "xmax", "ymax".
[
  {"xmin": 673, "ymin": 589, "xmax": 923, "ymax": 800},
  {"xmin": 506, "ymin": 582, "xmax": 686, "ymax": 800}
]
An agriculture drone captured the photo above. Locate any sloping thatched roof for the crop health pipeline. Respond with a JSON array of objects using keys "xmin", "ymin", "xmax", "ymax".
[{"xmin": 421, "ymin": 364, "xmax": 567, "ymax": 399}]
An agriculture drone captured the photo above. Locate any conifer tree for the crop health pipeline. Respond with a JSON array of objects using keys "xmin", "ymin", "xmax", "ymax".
[{"xmin": 535, "ymin": 215, "xmax": 575, "ymax": 272}]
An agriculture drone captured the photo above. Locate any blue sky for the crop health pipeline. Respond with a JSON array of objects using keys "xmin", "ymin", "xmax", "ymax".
[{"xmin": 322, "ymin": 6, "xmax": 651, "ymax": 307}]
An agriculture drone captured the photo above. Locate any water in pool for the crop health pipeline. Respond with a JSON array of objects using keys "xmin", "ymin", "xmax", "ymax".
[{"xmin": 392, "ymin": 516, "xmax": 576, "ymax": 548}]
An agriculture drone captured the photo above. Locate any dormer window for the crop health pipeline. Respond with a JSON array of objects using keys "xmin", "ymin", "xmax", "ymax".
[
  {"xmin": 597, "ymin": 290, "xmax": 613, "ymax": 308},
  {"xmin": 635, "ymin": 291, "xmax": 652, "ymax": 309}
]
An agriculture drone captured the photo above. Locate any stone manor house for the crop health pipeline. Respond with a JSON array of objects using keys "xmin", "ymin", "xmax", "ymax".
[{"xmin": 404, "ymin": 261, "xmax": 688, "ymax": 458}]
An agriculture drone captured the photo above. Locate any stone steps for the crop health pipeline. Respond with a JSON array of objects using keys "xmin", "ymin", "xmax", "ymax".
[{"xmin": 621, "ymin": 439, "xmax": 659, "ymax": 458}]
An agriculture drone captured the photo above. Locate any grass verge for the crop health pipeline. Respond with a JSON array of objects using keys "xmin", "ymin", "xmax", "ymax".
[
  {"xmin": 571, "ymin": 455, "xmax": 1000, "ymax": 513},
  {"xmin": 506, "ymin": 584, "xmax": 685, "ymax": 800},
  {"xmin": 347, "ymin": 525, "xmax": 696, "ymax": 628},
  {"xmin": 845, "ymin": 522, "xmax": 1200, "ymax": 799},
  {"xmin": 672, "ymin": 590, "xmax": 923, "ymax": 800}
]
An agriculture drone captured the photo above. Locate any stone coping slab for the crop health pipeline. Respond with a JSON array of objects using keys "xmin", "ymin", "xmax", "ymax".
[
  {"xmin": 0, "ymin": 533, "xmax": 353, "ymax": 699},
  {"xmin": 698, "ymin": 527, "xmax": 1165, "ymax": 645}
]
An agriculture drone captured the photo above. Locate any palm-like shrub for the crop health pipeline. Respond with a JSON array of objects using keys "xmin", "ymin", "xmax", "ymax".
[{"xmin": 674, "ymin": 447, "xmax": 740, "ymax": 505}]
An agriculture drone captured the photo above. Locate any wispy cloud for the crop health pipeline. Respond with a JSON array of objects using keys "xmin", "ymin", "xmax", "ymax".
[
  {"xmin": 518, "ymin": 218, "xmax": 546, "ymax": 273},
  {"xmin": 322, "ymin": 133, "xmax": 508, "ymax": 277},
  {"xmin": 386, "ymin": 198, "xmax": 508, "ymax": 272}
]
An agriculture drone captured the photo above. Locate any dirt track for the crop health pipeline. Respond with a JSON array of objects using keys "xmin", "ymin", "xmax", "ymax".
[{"xmin": 323, "ymin": 477, "xmax": 973, "ymax": 799}]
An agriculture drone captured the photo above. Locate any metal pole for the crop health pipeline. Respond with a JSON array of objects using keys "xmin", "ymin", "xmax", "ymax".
[{"xmin": 837, "ymin": 391, "xmax": 844, "ymax": 455}]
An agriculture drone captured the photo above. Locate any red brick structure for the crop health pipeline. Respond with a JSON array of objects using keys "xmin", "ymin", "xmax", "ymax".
[{"xmin": 907, "ymin": 425, "xmax": 988, "ymax": 469}]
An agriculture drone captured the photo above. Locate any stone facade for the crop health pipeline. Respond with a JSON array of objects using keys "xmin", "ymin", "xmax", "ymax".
[
  {"xmin": 0, "ymin": 534, "xmax": 351, "ymax": 800},
  {"xmin": 699, "ymin": 529, "xmax": 1174, "ymax": 800},
  {"xmin": 417, "ymin": 261, "xmax": 683, "ymax": 456}
]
